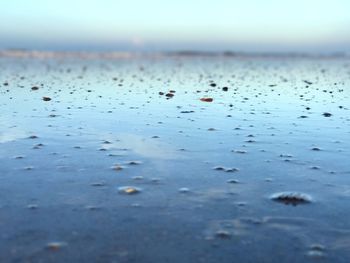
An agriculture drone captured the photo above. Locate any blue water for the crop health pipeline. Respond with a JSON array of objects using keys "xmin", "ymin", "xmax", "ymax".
[{"xmin": 0, "ymin": 54, "xmax": 350, "ymax": 262}]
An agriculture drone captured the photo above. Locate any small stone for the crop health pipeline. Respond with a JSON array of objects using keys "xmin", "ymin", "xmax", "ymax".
[
  {"xmin": 225, "ymin": 168, "xmax": 239, "ymax": 173},
  {"xmin": 27, "ymin": 204, "xmax": 38, "ymax": 209},
  {"xmin": 112, "ymin": 165, "xmax": 124, "ymax": 171},
  {"xmin": 151, "ymin": 178, "xmax": 160, "ymax": 183},
  {"xmin": 310, "ymin": 166, "xmax": 321, "ymax": 170},
  {"xmin": 200, "ymin": 98, "xmax": 213, "ymax": 102},
  {"xmin": 46, "ymin": 242, "xmax": 67, "ymax": 251},
  {"xmin": 232, "ymin": 150, "xmax": 247, "ymax": 154},
  {"xmin": 270, "ymin": 192, "xmax": 312, "ymax": 206},
  {"xmin": 227, "ymin": 179, "xmax": 239, "ymax": 184},
  {"xmin": 91, "ymin": 182, "xmax": 106, "ymax": 187},
  {"xmin": 85, "ymin": 205, "xmax": 101, "ymax": 211},
  {"xmin": 215, "ymin": 230, "xmax": 231, "ymax": 239},
  {"xmin": 279, "ymin": 154, "xmax": 293, "ymax": 158},
  {"xmin": 42, "ymin": 97, "xmax": 52, "ymax": 101},
  {"xmin": 127, "ymin": 161, "xmax": 142, "ymax": 165},
  {"xmin": 178, "ymin": 187, "xmax": 190, "ymax": 193},
  {"xmin": 310, "ymin": 244, "xmax": 326, "ymax": 251},
  {"xmin": 322, "ymin": 112, "xmax": 332, "ymax": 117},
  {"xmin": 306, "ymin": 244, "xmax": 326, "ymax": 259},
  {"xmin": 118, "ymin": 186, "xmax": 141, "ymax": 195}
]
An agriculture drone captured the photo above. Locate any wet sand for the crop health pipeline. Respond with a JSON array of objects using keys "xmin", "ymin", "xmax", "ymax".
[{"xmin": 0, "ymin": 53, "xmax": 350, "ymax": 262}]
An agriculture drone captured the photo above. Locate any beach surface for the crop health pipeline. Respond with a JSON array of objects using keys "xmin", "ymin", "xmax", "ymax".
[{"xmin": 0, "ymin": 52, "xmax": 350, "ymax": 262}]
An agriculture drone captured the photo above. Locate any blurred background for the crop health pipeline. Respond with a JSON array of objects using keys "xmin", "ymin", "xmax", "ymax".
[{"xmin": 1, "ymin": 0, "xmax": 349, "ymax": 53}]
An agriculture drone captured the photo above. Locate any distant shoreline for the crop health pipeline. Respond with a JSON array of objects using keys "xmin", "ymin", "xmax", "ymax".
[{"xmin": 0, "ymin": 49, "xmax": 348, "ymax": 59}]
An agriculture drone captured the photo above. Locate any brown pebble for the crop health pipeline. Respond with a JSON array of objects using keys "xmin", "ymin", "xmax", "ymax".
[{"xmin": 200, "ymin": 98, "xmax": 213, "ymax": 102}]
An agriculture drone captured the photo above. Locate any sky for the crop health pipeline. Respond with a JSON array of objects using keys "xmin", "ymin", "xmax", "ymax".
[{"xmin": 1, "ymin": 0, "xmax": 350, "ymax": 52}]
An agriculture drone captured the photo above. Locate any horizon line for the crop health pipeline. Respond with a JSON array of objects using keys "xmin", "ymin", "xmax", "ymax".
[{"xmin": 0, "ymin": 49, "xmax": 349, "ymax": 59}]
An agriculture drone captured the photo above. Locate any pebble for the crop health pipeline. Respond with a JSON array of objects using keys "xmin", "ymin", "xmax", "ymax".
[
  {"xmin": 225, "ymin": 168, "xmax": 239, "ymax": 173},
  {"xmin": 306, "ymin": 244, "xmax": 326, "ymax": 259},
  {"xmin": 215, "ymin": 230, "xmax": 231, "ymax": 239},
  {"xmin": 227, "ymin": 179, "xmax": 239, "ymax": 184},
  {"xmin": 27, "ymin": 204, "xmax": 38, "ymax": 209},
  {"xmin": 118, "ymin": 186, "xmax": 141, "ymax": 195},
  {"xmin": 46, "ymin": 241, "xmax": 67, "ymax": 251},
  {"xmin": 178, "ymin": 187, "xmax": 190, "ymax": 193},
  {"xmin": 232, "ymin": 150, "xmax": 247, "ymax": 154},
  {"xmin": 200, "ymin": 98, "xmax": 213, "ymax": 102},
  {"xmin": 91, "ymin": 182, "xmax": 106, "ymax": 187},
  {"xmin": 127, "ymin": 161, "xmax": 142, "ymax": 165},
  {"xmin": 112, "ymin": 165, "xmax": 124, "ymax": 171},
  {"xmin": 270, "ymin": 192, "xmax": 312, "ymax": 206}
]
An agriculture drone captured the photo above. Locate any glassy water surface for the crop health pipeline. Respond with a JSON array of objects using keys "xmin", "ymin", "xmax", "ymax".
[{"xmin": 0, "ymin": 54, "xmax": 349, "ymax": 262}]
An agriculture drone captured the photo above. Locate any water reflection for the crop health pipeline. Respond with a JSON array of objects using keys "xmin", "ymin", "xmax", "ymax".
[{"xmin": 0, "ymin": 54, "xmax": 349, "ymax": 262}]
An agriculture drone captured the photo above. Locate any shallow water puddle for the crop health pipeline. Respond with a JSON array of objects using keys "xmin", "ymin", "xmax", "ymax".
[{"xmin": 0, "ymin": 53, "xmax": 349, "ymax": 262}]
